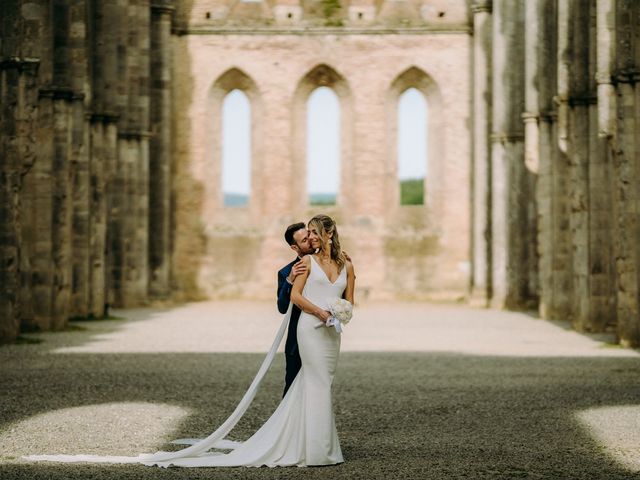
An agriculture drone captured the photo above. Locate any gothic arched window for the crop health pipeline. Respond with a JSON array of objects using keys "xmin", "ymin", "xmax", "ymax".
[
  {"xmin": 306, "ymin": 86, "xmax": 340, "ymax": 206},
  {"xmin": 222, "ymin": 89, "xmax": 251, "ymax": 207},
  {"xmin": 397, "ymin": 87, "xmax": 427, "ymax": 205}
]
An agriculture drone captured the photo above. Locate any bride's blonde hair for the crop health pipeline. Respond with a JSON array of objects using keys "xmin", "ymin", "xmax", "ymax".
[{"xmin": 308, "ymin": 214, "xmax": 346, "ymax": 271}]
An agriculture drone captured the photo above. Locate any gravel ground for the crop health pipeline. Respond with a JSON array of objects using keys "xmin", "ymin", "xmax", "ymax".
[{"xmin": 1, "ymin": 301, "xmax": 640, "ymax": 480}]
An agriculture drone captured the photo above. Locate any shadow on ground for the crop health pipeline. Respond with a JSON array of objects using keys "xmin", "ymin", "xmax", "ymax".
[{"xmin": 2, "ymin": 336, "xmax": 640, "ymax": 479}]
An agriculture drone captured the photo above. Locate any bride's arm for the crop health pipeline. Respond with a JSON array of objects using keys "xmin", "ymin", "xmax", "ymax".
[
  {"xmin": 344, "ymin": 260, "xmax": 355, "ymax": 305},
  {"xmin": 291, "ymin": 256, "xmax": 331, "ymax": 322}
]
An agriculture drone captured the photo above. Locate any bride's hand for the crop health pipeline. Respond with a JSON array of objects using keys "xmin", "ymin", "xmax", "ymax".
[{"xmin": 316, "ymin": 309, "xmax": 332, "ymax": 323}]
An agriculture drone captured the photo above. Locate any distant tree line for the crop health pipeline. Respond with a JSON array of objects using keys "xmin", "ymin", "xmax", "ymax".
[{"xmin": 400, "ymin": 178, "xmax": 424, "ymax": 205}]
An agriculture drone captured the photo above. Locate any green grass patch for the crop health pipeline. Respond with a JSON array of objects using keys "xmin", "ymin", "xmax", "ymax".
[
  {"xmin": 599, "ymin": 342, "xmax": 623, "ymax": 349},
  {"xmin": 309, "ymin": 193, "xmax": 336, "ymax": 205},
  {"xmin": 14, "ymin": 335, "xmax": 43, "ymax": 345},
  {"xmin": 400, "ymin": 178, "xmax": 424, "ymax": 205},
  {"xmin": 69, "ymin": 314, "xmax": 124, "ymax": 322},
  {"xmin": 63, "ymin": 324, "xmax": 88, "ymax": 332},
  {"xmin": 322, "ymin": 0, "xmax": 342, "ymax": 24}
]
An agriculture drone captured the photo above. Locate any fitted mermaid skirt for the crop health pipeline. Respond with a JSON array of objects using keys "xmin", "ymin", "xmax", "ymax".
[{"xmin": 153, "ymin": 309, "xmax": 343, "ymax": 468}]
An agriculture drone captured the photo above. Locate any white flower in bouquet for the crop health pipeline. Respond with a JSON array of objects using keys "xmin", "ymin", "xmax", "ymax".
[
  {"xmin": 330, "ymin": 298, "xmax": 353, "ymax": 325},
  {"xmin": 315, "ymin": 298, "xmax": 353, "ymax": 333}
]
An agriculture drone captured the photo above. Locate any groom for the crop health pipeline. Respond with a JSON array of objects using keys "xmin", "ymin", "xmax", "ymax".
[{"xmin": 277, "ymin": 222, "xmax": 315, "ymax": 397}]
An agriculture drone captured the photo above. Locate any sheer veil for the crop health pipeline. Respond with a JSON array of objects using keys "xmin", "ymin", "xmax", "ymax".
[{"xmin": 24, "ymin": 305, "xmax": 293, "ymax": 466}]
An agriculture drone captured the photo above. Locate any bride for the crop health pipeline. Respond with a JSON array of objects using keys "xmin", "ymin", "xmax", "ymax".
[{"xmin": 25, "ymin": 214, "xmax": 355, "ymax": 468}]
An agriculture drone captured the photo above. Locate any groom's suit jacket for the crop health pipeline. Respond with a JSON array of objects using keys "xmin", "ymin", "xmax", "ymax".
[{"xmin": 277, "ymin": 258, "xmax": 303, "ymax": 357}]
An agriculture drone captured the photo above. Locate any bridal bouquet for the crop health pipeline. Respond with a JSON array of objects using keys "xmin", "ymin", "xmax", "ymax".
[{"xmin": 315, "ymin": 298, "xmax": 353, "ymax": 333}]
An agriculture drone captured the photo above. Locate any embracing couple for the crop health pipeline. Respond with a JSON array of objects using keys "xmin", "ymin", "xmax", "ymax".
[{"xmin": 25, "ymin": 214, "xmax": 356, "ymax": 468}]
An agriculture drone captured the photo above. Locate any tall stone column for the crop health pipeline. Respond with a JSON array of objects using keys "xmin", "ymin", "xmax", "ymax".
[
  {"xmin": 547, "ymin": 0, "xmax": 573, "ymax": 320},
  {"xmin": 16, "ymin": 0, "xmax": 79, "ymax": 331},
  {"xmin": 490, "ymin": 0, "xmax": 526, "ymax": 308},
  {"xmin": 594, "ymin": 0, "xmax": 617, "ymax": 330},
  {"xmin": 522, "ymin": 0, "xmax": 540, "ymax": 177},
  {"xmin": 585, "ymin": 0, "xmax": 614, "ymax": 332},
  {"xmin": 566, "ymin": 0, "xmax": 592, "ymax": 328},
  {"xmin": 149, "ymin": 2, "xmax": 174, "ymax": 298},
  {"xmin": 47, "ymin": 0, "xmax": 77, "ymax": 330},
  {"xmin": 111, "ymin": 0, "xmax": 151, "ymax": 307},
  {"xmin": 107, "ymin": 0, "xmax": 129, "ymax": 307},
  {"xmin": 14, "ymin": 0, "xmax": 53, "ymax": 330},
  {"xmin": 536, "ymin": 0, "xmax": 561, "ymax": 319},
  {"xmin": 87, "ymin": 112, "xmax": 119, "ymax": 318},
  {"xmin": 69, "ymin": 0, "xmax": 90, "ymax": 319},
  {"xmin": 1, "ymin": 1, "xmax": 36, "ymax": 342},
  {"xmin": 89, "ymin": 0, "xmax": 119, "ymax": 317},
  {"xmin": 523, "ymin": 0, "xmax": 539, "ymax": 176},
  {"xmin": 0, "ymin": 47, "xmax": 40, "ymax": 341},
  {"xmin": 42, "ymin": 91, "xmax": 74, "ymax": 330},
  {"xmin": 596, "ymin": 0, "xmax": 616, "ymax": 138},
  {"xmin": 0, "ymin": 57, "xmax": 21, "ymax": 342},
  {"xmin": 612, "ymin": 0, "xmax": 640, "ymax": 346},
  {"xmin": 27, "ymin": 91, "xmax": 55, "ymax": 330},
  {"xmin": 95, "ymin": 116, "xmax": 118, "ymax": 314},
  {"xmin": 470, "ymin": 0, "xmax": 492, "ymax": 306},
  {"xmin": 134, "ymin": 0, "xmax": 151, "ymax": 305},
  {"xmin": 521, "ymin": 0, "xmax": 540, "ymax": 308},
  {"xmin": 556, "ymin": 1, "xmax": 570, "ymax": 156},
  {"xmin": 565, "ymin": 0, "xmax": 613, "ymax": 333}
]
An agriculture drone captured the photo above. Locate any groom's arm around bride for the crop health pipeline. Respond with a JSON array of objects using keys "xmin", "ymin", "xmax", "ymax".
[{"xmin": 277, "ymin": 223, "xmax": 314, "ymax": 397}]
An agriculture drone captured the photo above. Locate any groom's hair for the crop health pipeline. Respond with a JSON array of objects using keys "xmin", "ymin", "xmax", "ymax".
[{"xmin": 284, "ymin": 222, "xmax": 306, "ymax": 246}]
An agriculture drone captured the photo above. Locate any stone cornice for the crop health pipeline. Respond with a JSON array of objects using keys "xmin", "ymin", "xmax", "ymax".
[
  {"xmin": 151, "ymin": 4, "xmax": 175, "ymax": 15},
  {"xmin": 553, "ymin": 95, "xmax": 568, "ymax": 105},
  {"xmin": 39, "ymin": 86, "xmax": 85, "ymax": 101},
  {"xmin": 595, "ymin": 71, "xmax": 612, "ymax": 84},
  {"xmin": 540, "ymin": 109, "xmax": 558, "ymax": 122},
  {"xmin": 613, "ymin": 70, "xmax": 640, "ymax": 84},
  {"xmin": 172, "ymin": 25, "xmax": 472, "ymax": 36},
  {"xmin": 0, "ymin": 57, "xmax": 40, "ymax": 72},
  {"xmin": 118, "ymin": 130, "xmax": 153, "ymax": 140},
  {"xmin": 568, "ymin": 95, "xmax": 597, "ymax": 106},
  {"xmin": 490, "ymin": 131, "xmax": 525, "ymax": 143},
  {"xmin": 471, "ymin": 0, "xmax": 492, "ymax": 14},
  {"xmin": 87, "ymin": 112, "xmax": 120, "ymax": 123}
]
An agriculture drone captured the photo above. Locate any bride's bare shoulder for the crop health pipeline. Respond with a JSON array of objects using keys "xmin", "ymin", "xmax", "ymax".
[{"xmin": 345, "ymin": 259, "xmax": 354, "ymax": 273}]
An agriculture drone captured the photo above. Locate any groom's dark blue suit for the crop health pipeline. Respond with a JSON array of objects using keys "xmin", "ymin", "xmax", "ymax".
[{"xmin": 277, "ymin": 258, "xmax": 303, "ymax": 397}]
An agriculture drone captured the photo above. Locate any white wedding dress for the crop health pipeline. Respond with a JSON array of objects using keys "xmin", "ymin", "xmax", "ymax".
[{"xmin": 25, "ymin": 256, "xmax": 345, "ymax": 468}]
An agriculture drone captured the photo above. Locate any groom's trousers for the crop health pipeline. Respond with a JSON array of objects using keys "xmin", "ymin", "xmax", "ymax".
[{"xmin": 283, "ymin": 350, "xmax": 302, "ymax": 397}]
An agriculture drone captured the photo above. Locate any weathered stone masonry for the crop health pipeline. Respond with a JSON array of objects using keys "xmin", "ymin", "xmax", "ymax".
[
  {"xmin": 0, "ymin": 0, "xmax": 175, "ymax": 342},
  {"xmin": 170, "ymin": 2, "xmax": 472, "ymax": 304},
  {"xmin": 472, "ymin": 0, "xmax": 640, "ymax": 347}
]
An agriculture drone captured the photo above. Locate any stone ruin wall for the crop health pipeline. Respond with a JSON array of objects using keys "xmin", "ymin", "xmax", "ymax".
[
  {"xmin": 170, "ymin": 0, "xmax": 472, "ymax": 302},
  {"xmin": 471, "ymin": 0, "xmax": 640, "ymax": 347},
  {"xmin": 0, "ymin": 0, "xmax": 174, "ymax": 342}
]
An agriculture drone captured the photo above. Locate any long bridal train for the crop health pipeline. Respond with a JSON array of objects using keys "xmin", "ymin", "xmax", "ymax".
[
  {"xmin": 24, "ymin": 258, "xmax": 346, "ymax": 468},
  {"xmin": 25, "ymin": 308, "xmax": 294, "ymax": 467}
]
